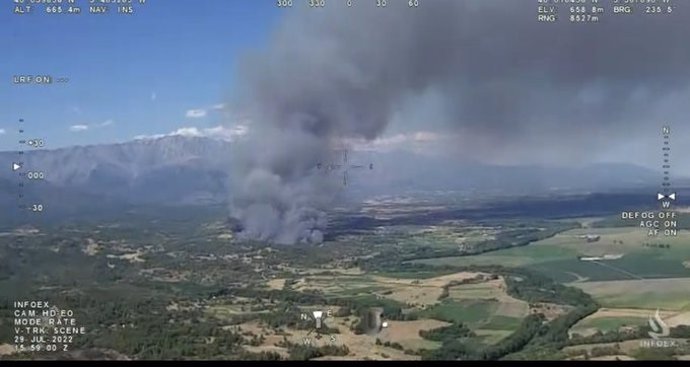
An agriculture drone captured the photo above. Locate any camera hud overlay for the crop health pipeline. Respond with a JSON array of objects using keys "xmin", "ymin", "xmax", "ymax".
[{"xmin": 2, "ymin": 0, "xmax": 690, "ymax": 361}]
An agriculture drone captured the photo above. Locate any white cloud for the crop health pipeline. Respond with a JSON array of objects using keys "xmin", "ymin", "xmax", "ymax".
[
  {"xmin": 134, "ymin": 124, "xmax": 249, "ymax": 142},
  {"xmin": 133, "ymin": 133, "xmax": 165, "ymax": 140},
  {"xmin": 185, "ymin": 103, "xmax": 227, "ymax": 118},
  {"xmin": 69, "ymin": 124, "xmax": 89, "ymax": 132},
  {"xmin": 203, "ymin": 125, "xmax": 249, "ymax": 140},
  {"xmin": 185, "ymin": 109, "xmax": 207, "ymax": 119},
  {"xmin": 68, "ymin": 119, "xmax": 113, "ymax": 132},
  {"xmin": 171, "ymin": 127, "xmax": 204, "ymax": 137},
  {"xmin": 0, "ymin": 128, "xmax": 6, "ymax": 135}
]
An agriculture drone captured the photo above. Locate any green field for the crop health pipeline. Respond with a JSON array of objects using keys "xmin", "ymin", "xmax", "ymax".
[
  {"xmin": 294, "ymin": 274, "xmax": 385, "ymax": 296},
  {"xmin": 413, "ymin": 227, "xmax": 690, "ymax": 283},
  {"xmin": 412, "ymin": 244, "xmax": 575, "ymax": 267},
  {"xmin": 374, "ymin": 269, "xmax": 459, "ymax": 279},
  {"xmin": 335, "ymin": 285, "xmax": 388, "ymax": 296},
  {"xmin": 421, "ymin": 299, "xmax": 497, "ymax": 325},
  {"xmin": 473, "ymin": 329, "xmax": 513, "ymax": 344},
  {"xmin": 394, "ymin": 226, "xmax": 498, "ymax": 250},
  {"xmin": 480, "ymin": 315, "xmax": 524, "ymax": 330},
  {"xmin": 448, "ymin": 282, "xmax": 503, "ymax": 299},
  {"xmin": 418, "ymin": 299, "xmax": 525, "ymax": 335},
  {"xmin": 571, "ymin": 316, "xmax": 647, "ymax": 335},
  {"xmin": 575, "ymin": 278, "xmax": 690, "ymax": 310}
]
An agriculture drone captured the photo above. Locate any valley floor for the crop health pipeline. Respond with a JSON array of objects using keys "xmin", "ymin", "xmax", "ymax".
[{"xmin": 1, "ymin": 204, "xmax": 689, "ymax": 360}]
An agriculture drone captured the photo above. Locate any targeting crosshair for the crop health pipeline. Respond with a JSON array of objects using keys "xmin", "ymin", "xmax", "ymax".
[
  {"xmin": 316, "ymin": 149, "xmax": 373, "ymax": 186},
  {"xmin": 303, "ymin": 309, "xmax": 334, "ymax": 340}
]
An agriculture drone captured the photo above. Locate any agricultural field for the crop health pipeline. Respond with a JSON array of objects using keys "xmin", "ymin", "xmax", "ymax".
[
  {"xmin": 392, "ymin": 224, "xmax": 500, "ymax": 250},
  {"xmin": 2, "ymin": 199, "xmax": 689, "ymax": 360},
  {"xmin": 574, "ymin": 278, "xmax": 690, "ymax": 311},
  {"xmin": 570, "ymin": 307, "xmax": 690, "ymax": 338},
  {"xmin": 175, "ymin": 269, "xmax": 541, "ymax": 359},
  {"xmin": 224, "ymin": 317, "xmax": 421, "ymax": 361},
  {"xmin": 403, "ymin": 219, "xmax": 690, "ymax": 360},
  {"xmin": 414, "ymin": 226, "xmax": 690, "ymax": 283}
]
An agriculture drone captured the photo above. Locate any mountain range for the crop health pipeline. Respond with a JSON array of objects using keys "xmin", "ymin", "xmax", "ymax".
[{"xmin": 0, "ymin": 135, "xmax": 676, "ymax": 225}]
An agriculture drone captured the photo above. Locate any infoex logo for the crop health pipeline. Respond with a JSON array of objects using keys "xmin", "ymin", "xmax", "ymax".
[
  {"xmin": 648, "ymin": 309, "xmax": 670, "ymax": 339},
  {"xmin": 641, "ymin": 309, "xmax": 683, "ymax": 348}
]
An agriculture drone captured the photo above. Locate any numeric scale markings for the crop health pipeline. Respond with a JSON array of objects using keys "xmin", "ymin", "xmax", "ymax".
[{"xmin": 15, "ymin": 118, "xmax": 45, "ymax": 214}]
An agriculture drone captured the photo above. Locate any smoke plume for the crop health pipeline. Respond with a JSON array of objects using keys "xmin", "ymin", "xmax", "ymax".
[{"xmin": 229, "ymin": 1, "xmax": 690, "ymax": 244}]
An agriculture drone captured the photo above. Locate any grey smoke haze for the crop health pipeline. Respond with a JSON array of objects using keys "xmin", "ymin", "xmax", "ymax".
[{"xmin": 229, "ymin": 0, "xmax": 690, "ymax": 244}]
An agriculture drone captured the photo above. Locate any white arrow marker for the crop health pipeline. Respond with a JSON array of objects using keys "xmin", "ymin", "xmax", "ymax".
[
  {"xmin": 12, "ymin": 163, "xmax": 21, "ymax": 171},
  {"xmin": 657, "ymin": 193, "xmax": 665, "ymax": 201},
  {"xmin": 669, "ymin": 193, "xmax": 676, "ymax": 201}
]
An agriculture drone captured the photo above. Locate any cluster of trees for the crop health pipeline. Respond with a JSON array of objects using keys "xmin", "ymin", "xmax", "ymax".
[
  {"xmin": 438, "ymin": 276, "xmax": 491, "ymax": 301},
  {"xmin": 359, "ymin": 262, "xmax": 597, "ymax": 310},
  {"xmin": 237, "ymin": 350, "xmax": 283, "ymax": 360},
  {"xmin": 286, "ymin": 344, "xmax": 350, "ymax": 360},
  {"xmin": 351, "ymin": 221, "xmax": 579, "ymax": 266},
  {"xmin": 631, "ymin": 347, "xmax": 677, "ymax": 361},
  {"xmin": 87, "ymin": 319, "xmax": 246, "ymax": 359},
  {"xmin": 569, "ymin": 324, "xmax": 690, "ymax": 348},
  {"xmin": 396, "ymin": 226, "xmax": 577, "ymax": 262},
  {"xmin": 419, "ymin": 322, "xmax": 474, "ymax": 342},
  {"xmin": 215, "ymin": 260, "xmax": 606, "ymax": 361},
  {"xmin": 498, "ymin": 268, "xmax": 598, "ymax": 359},
  {"xmin": 374, "ymin": 339, "xmax": 404, "ymax": 350},
  {"xmin": 477, "ymin": 314, "xmax": 546, "ymax": 360},
  {"xmin": 6, "ymin": 285, "xmax": 325, "ymax": 360},
  {"xmin": 14, "ymin": 238, "xmax": 607, "ymax": 361},
  {"xmin": 213, "ymin": 287, "xmax": 413, "ymax": 324},
  {"xmin": 246, "ymin": 334, "xmax": 266, "ymax": 346},
  {"xmin": 671, "ymin": 325, "xmax": 690, "ymax": 338},
  {"xmin": 568, "ymin": 327, "xmax": 647, "ymax": 346},
  {"xmin": 258, "ymin": 306, "xmax": 310, "ymax": 330},
  {"xmin": 212, "ymin": 288, "xmax": 328, "ymax": 305},
  {"xmin": 421, "ymin": 314, "xmax": 545, "ymax": 360},
  {"xmin": 361, "ymin": 263, "xmax": 600, "ymax": 360}
]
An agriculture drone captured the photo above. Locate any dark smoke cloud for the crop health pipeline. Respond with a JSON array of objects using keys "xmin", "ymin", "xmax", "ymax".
[{"xmin": 229, "ymin": 0, "xmax": 690, "ymax": 244}]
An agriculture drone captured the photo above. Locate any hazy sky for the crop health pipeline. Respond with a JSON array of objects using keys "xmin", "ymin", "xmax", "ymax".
[
  {"xmin": 2, "ymin": 0, "xmax": 689, "ymax": 174},
  {"xmin": 1, "ymin": 1, "xmax": 281, "ymax": 150}
]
